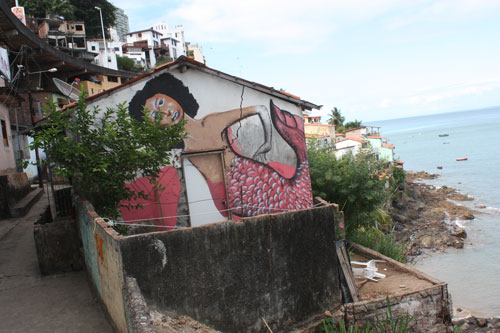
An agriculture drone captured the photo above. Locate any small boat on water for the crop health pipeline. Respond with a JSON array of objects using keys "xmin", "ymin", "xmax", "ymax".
[
  {"xmin": 439, "ymin": 134, "xmax": 449, "ymax": 137},
  {"xmin": 456, "ymin": 158, "xmax": 468, "ymax": 161}
]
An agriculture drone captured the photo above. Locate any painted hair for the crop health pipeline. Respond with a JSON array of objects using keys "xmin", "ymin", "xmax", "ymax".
[{"xmin": 128, "ymin": 72, "xmax": 199, "ymax": 121}]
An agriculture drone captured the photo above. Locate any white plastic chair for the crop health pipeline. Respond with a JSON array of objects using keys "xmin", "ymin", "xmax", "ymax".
[{"xmin": 351, "ymin": 260, "xmax": 386, "ymax": 281}]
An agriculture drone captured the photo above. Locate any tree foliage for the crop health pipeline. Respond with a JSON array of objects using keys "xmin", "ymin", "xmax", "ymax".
[
  {"xmin": 30, "ymin": 92, "xmax": 185, "ymax": 218},
  {"xmin": 68, "ymin": 0, "xmax": 116, "ymax": 39},
  {"xmin": 116, "ymin": 55, "xmax": 142, "ymax": 71},
  {"xmin": 17, "ymin": 0, "xmax": 116, "ymax": 39},
  {"xmin": 307, "ymin": 141, "xmax": 389, "ymax": 236},
  {"xmin": 345, "ymin": 119, "xmax": 362, "ymax": 130},
  {"xmin": 18, "ymin": 0, "xmax": 74, "ymax": 18},
  {"xmin": 327, "ymin": 107, "xmax": 344, "ymax": 127}
]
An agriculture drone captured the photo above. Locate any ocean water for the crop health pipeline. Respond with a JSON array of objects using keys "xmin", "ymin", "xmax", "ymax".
[{"xmin": 368, "ymin": 107, "xmax": 500, "ymax": 317}]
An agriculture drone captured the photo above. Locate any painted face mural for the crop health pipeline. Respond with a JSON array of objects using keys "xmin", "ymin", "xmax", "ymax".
[
  {"xmin": 144, "ymin": 93, "xmax": 184, "ymax": 125},
  {"xmin": 121, "ymin": 72, "xmax": 313, "ymax": 228}
]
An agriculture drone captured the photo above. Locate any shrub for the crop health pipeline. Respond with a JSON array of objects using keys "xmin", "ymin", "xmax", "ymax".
[{"xmin": 30, "ymin": 92, "xmax": 185, "ymax": 218}]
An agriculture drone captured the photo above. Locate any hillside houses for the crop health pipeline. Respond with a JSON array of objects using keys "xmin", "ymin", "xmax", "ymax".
[{"xmin": 304, "ymin": 118, "xmax": 396, "ymax": 163}]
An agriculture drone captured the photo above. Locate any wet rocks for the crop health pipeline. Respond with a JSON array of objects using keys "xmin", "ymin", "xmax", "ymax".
[
  {"xmin": 453, "ymin": 316, "xmax": 500, "ymax": 332},
  {"xmin": 389, "ymin": 171, "xmax": 479, "ymax": 259}
]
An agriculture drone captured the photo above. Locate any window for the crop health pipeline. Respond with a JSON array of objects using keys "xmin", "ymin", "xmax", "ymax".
[
  {"xmin": 66, "ymin": 24, "xmax": 69, "ymax": 29},
  {"xmin": 75, "ymin": 25, "xmax": 83, "ymax": 31},
  {"xmin": 91, "ymin": 88, "xmax": 94, "ymax": 94},
  {"xmin": 91, "ymin": 45, "xmax": 96, "ymax": 51},
  {"xmin": 1, "ymin": 119, "xmax": 9, "ymax": 147},
  {"xmin": 138, "ymin": 33, "xmax": 142, "ymax": 38},
  {"xmin": 107, "ymin": 76, "xmax": 118, "ymax": 82},
  {"xmin": 114, "ymin": 47, "xmax": 119, "ymax": 51}
]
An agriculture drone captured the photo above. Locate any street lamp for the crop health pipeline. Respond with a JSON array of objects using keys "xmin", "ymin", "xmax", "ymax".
[
  {"xmin": 95, "ymin": 6, "xmax": 108, "ymax": 65},
  {"xmin": 27, "ymin": 67, "xmax": 58, "ymax": 75}
]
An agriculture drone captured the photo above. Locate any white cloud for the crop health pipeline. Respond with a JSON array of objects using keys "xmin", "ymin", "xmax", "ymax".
[
  {"xmin": 385, "ymin": 0, "xmax": 500, "ymax": 29},
  {"xmin": 396, "ymin": 78, "xmax": 500, "ymax": 106}
]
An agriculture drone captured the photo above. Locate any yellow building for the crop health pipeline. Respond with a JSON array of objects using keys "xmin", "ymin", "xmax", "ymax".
[{"xmin": 81, "ymin": 74, "xmax": 123, "ymax": 96}]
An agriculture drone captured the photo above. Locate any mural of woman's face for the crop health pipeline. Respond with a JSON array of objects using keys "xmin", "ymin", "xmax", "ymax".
[{"xmin": 144, "ymin": 93, "xmax": 184, "ymax": 125}]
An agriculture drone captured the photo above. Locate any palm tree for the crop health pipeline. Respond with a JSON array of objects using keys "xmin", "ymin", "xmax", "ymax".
[{"xmin": 327, "ymin": 107, "xmax": 345, "ymax": 128}]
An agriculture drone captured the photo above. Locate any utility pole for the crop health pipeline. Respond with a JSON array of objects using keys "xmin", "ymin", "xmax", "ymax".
[{"xmin": 24, "ymin": 51, "xmax": 43, "ymax": 189}]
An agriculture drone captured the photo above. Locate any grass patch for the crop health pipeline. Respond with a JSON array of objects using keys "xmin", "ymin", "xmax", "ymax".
[{"xmin": 349, "ymin": 226, "xmax": 406, "ymax": 263}]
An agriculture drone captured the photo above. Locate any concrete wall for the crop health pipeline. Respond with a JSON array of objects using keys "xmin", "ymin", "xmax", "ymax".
[
  {"xmin": 0, "ymin": 103, "xmax": 16, "ymax": 173},
  {"xmin": 0, "ymin": 172, "xmax": 31, "ymax": 218},
  {"xmin": 343, "ymin": 243, "xmax": 452, "ymax": 331},
  {"xmin": 120, "ymin": 205, "xmax": 342, "ymax": 332},
  {"xmin": 77, "ymin": 199, "xmax": 128, "ymax": 332}
]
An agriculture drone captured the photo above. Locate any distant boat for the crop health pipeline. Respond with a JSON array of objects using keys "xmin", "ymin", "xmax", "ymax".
[
  {"xmin": 456, "ymin": 158, "xmax": 468, "ymax": 161},
  {"xmin": 439, "ymin": 134, "xmax": 449, "ymax": 137},
  {"xmin": 437, "ymin": 166, "xmax": 443, "ymax": 169},
  {"xmin": 443, "ymin": 142, "xmax": 450, "ymax": 144}
]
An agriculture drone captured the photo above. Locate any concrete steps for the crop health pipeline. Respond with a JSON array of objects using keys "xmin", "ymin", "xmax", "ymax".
[{"xmin": 10, "ymin": 188, "xmax": 44, "ymax": 217}]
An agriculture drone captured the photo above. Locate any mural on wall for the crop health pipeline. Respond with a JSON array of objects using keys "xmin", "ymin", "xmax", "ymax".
[{"xmin": 120, "ymin": 72, "xmax": 313, "ymax": 226}]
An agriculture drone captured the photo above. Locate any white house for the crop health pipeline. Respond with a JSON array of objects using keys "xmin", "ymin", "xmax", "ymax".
[
  {"xmin": 334, "ymin": 137, "xmax": 369, "ymax": 159},
  {"xmin": 152, "ymin": 22, "xmax": 186, "ymax": 58},
  {"xmin": 84, "ymin": 56, "xmax": 320, "ymax": 228},
  {"xmin": 124, "ymin": 29, "xmax": 163, "ymax": 68}
]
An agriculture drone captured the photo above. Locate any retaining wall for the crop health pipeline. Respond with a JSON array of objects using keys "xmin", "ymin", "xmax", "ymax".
[
  {"xmin": 120, "ymin": 206, "xmax": 341, "ymax": 332},
  {"xmin": 77, "ymin": 199, "xmax": 128, "ymax": 332},
  {"xmin": 77, "ymin": 197, "xmax": 342, "ymax": 332}
]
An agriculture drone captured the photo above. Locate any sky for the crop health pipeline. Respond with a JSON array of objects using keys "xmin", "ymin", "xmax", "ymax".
[{"xmin": 111, "ymin": 0, "xmax": 500, "ymax": 122}]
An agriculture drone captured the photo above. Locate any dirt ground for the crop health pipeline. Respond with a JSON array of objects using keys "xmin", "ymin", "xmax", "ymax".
[{"xmin": 351, "ymin": 253, "xmax": 434, "ymax": 301}]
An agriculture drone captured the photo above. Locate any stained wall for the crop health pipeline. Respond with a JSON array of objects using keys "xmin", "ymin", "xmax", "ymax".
[{"xmin": 120, "ymin": 205, "xmax": 342, "ymax": 332}]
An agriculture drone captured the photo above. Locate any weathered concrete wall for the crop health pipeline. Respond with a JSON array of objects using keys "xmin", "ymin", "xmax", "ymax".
[
  {"xmin": 343, "ymin": 286, "xmax": 451, "ymax": 331},
  {"xmin": 120, "ymin": 205, "xmax": 341, "ymax": 332},
  {"xmin": 33, "ymin": 217, "xmax": 84, "ymax": 275},
  {"xmin": 0, "ymin": 172, "xmax": 31, "ymax": 218},
  {"xmin": 341, "ymin": 243, "xmax": 452, "ymax": 331},
  {"xmin": 124, "ymin": 277, "xmax": 154, "ymax": 333},
  {"xmin": 77, "ymin": 198, "xmax": 128, "ymax": 332}
]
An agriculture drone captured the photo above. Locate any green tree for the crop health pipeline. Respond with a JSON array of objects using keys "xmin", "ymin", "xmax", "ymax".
[
  {"xmin": 307, "ymin": 142, "xmax": 389, "ymax": 236},
  {"xmin": 327, "ymin": 107, "xmax": 345, "ymax": 128},
  {"xmin": 116, "ymin": 54, "xmax": 136, "ymax": 71},
  {"xmin": 68, "ymin": 0, "xmax": 116, "ymax": 39},
  {"xmin": 344, "ymin": 119, "xmax": 362, "ymax": 130},
  {"xmin": 18, "ymin": 0, "xmax": 74, "ymax": 18},
  {"xmin": 30, "ymin": 92, "xmax": 185, "ymax": 219}
]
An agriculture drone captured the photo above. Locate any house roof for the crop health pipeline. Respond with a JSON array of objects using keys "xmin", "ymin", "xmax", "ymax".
[
  {"xmin": 83, "ymin": 56, "xmax": 321, "ymax": 110},
  {"xmin": 304, "ymin": 123, "xmax": 333, "ymax": 127},
  {"xmin": 128, "ymin": 28, "xmax": 163, "ymax": 36},
  {"xmin": 382, "ymin": 143, "xmax": 395, "ymax": 149},
  {"xmin": 343, "ymin": 126, "xmax": 366, "ymax": 133},
  {"xmin": 336, "ymin": 137, "xmax": 367, "ymax": 144},
  {"xmin": 305, "ymin": 134, "xmax": 329, "ymax": 138},
  {"xmin": 367, "ymin": 135, "xmax": 383, "ymax": 139}
]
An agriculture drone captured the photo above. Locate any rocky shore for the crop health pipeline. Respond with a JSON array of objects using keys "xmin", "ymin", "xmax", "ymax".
[
  {"xmin": 389, "ymin": 171, "xmax": 500, "ymax": 332},
  {"xmin": 389, "ymin": 171, "xmax": 477, "ymax": 259}
]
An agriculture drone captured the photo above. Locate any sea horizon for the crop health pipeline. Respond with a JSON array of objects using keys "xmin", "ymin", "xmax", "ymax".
[{"xmin": 369, "ymin": 106, "xmax": 500, "ymax": 317}]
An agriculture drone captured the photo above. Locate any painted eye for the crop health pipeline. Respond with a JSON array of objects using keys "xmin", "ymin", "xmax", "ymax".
[{"xmin": 157, "ymin": 98, "xmax": 165, "ymax": 107}]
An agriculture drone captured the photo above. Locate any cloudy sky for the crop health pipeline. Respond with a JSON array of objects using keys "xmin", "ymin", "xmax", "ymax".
[{"xmin": 112, "ymin": 0, "xmax": 500, "ymax": 122}]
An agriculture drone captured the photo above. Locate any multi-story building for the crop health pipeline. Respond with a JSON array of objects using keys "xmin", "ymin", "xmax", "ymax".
[
  {"xmin": 303, "ymin": 114, "xmax": 335, "ymax": 147},
  {"xmin": 29, "ymin": 16, "xmax": 94, "ymax": 61},
  {"xmin": 152, "ymin": 22, "xmax": 186, "ymax": 58},
  {"xmin": 186, "ymin": 42, "xmax": 205, "ymax": 64},
  {"xmin": 113, "ymin": 8, "xmax": 129, "ymax": 42},
  {"xmin": 124, "ymin": 29, "xmax": 163, "ymax": 68}
]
